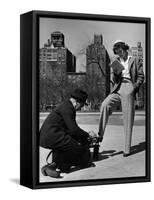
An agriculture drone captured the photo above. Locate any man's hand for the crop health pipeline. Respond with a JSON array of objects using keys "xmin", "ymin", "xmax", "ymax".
[{"xmin": 88, "ymin": 131, "xmax": 98, "ymax": 138}]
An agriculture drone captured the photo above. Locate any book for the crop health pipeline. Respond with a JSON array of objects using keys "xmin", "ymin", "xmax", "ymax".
[{"xmin": 110, "ymin": 59, "xmax": 124, "ymax": 75}]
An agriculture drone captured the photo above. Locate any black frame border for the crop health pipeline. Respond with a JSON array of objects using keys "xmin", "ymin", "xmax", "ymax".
[{"xmin": 20, "ymin": 10, "xmax": 151, "ymax": 189}]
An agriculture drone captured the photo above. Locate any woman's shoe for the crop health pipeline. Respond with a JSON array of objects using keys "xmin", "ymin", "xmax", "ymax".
[{"xmin": 123, "ymin": 152, "xmax": 131, "ymax": 157}]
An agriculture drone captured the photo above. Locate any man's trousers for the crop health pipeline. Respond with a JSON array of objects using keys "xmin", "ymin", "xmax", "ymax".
[
  {"xmin": 99, "ymin": 80, "xmax": 135, "ymax": 154},
  {"xmin": 52, "ymin": 138, "xmax": 91, "ymax": 172}
]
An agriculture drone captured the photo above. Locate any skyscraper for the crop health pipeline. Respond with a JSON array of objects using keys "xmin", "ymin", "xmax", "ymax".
[
  {"xmin": 86, "ymin": 34, "xmax": 110, "ymax": 102},
  {"xmin": 130, "ymin": 42, "xmax": 145, "ymax": 109},
  {"xmin": 130, "ymin": 42, "xmax": 143, "ymax": 64},
  {"xmin": 39, "ymin": 31, "xmax": 76, "ymax": 81}
]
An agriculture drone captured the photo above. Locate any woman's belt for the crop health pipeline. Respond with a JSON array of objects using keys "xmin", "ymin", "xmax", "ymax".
[{"xmin": 121, "ymin": 77, "xmax": 132, "ymax": 83}]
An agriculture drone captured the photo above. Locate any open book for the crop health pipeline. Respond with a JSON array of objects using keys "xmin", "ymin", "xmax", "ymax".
[{"xmin": 110, "ymin": 59, "xmax": 124, "ymax": 75}]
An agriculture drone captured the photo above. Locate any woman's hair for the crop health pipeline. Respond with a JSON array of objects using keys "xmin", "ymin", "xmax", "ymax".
[{"xmin": 113, "ymin": 42, "xmax": 129, "ymax": 54}]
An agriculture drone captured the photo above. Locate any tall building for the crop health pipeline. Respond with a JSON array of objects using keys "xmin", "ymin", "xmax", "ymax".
[
  {"xmin": 130, "ymin": 42, "xmax": 143, "ymax": 64},
  {"xmin": 86, "ymin": 34, "xmax": 110, "ymax": 102},
  {"xmin": 50, "ymin": 31, "xmax": 65, "ymax": 47},
  {"xmin": 39, "ymin": 32, "xmax": 76, "ymax": 105},
  {"xmin": 130, "ymin": 42, "xmax": 145, "ymax": 109},
  {"xmin": 39, "ymin": 31, "xmax": 76, "ymax": 81}
]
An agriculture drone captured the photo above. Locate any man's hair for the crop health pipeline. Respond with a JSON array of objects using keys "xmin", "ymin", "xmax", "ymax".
[{"xmin": 113, "ymin": 42, "xmax": 129, "ymax": 55}]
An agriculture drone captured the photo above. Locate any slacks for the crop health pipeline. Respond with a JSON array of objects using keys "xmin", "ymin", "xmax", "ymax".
[{"xmin": 99, "ymin": 80, "xmax": 135, "ymax": 154}]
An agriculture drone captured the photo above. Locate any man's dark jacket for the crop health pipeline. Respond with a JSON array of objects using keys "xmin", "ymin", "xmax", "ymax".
[{"xmin": 40, "ymin": 100, "xmax": 89, "ymax": 149}]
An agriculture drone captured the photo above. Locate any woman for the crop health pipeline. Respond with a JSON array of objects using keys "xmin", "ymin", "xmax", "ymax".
[{"xmin": 98, "ymin": 40, "xmax": 144, "ymax": 156}]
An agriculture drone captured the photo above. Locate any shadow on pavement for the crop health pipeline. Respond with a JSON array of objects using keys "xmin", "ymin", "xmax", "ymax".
[
  {"xmin": 61, "ymin": 163, "xmax": 96, "ymax": 175},
  {"xmin": 130, "ymin": 141, "xmax": 146, "ymax": 155},
  {"xmin": 95, "ymin": 141, "xmax": 146, "ymax": 161},
  {"xmin": 94, "ymin": 150, "xmax": 120, "ymax": 162}
]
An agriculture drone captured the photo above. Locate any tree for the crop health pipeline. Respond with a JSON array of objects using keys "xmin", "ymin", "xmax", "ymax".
[{"xmin": 84, "ymin": 72, "xmax": 106, "ymax": 110}]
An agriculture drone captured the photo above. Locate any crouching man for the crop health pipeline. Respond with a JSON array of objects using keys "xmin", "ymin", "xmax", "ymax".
[{"xmin": 40, "ymin": 89, "xmax": 97, "ymax": 178}]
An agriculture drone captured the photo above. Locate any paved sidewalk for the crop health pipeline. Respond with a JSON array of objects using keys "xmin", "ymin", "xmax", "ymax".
[{"xmin": 39, "ymin": 111, "xmax": 145, "ymax": 183}]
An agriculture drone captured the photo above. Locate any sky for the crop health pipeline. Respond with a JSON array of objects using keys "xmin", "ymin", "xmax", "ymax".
[{"xmin": 40, "ymin": 17, "xmax": 145, "ymax": 72}]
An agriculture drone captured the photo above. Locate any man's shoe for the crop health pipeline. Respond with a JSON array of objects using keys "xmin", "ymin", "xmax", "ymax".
[{"xmin": 41, "ymin": 163, "xmax": 61, "ymax": 178}]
